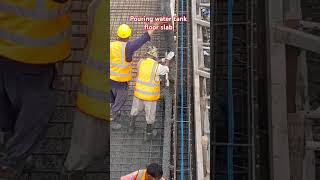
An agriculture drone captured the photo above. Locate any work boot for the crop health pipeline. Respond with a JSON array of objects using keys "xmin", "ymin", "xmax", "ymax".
[
  {"xmin": 111, "ymin": 112, "xmax": 122, "ymax": 130},
  {"xmin": 128, "ymin": 116, "xmax": 137, "ymax": 134},
  {"xmin": 144, "ymin": 124, "xmax": 157, "ymax": 142},
  {"xmin": 0, "ymin": 154, "xmax": 26, "ymax": 180}
]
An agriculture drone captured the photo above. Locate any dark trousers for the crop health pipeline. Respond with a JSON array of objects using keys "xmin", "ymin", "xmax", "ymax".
[
  {"xmin": 0, "ymin": 57, "xmax": 56, "ymax": 168},
  {"xmin": 110, "ymin": 84, "xmax": 128, "ymax": 114}
]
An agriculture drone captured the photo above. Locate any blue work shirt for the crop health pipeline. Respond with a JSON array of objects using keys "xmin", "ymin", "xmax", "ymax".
[{"xmin": 111, "ymin": 32, "xmax": 151, "ymax": 89}]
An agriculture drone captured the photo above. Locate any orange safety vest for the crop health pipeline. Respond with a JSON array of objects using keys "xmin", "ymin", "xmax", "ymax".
[
  {"xmin": 135, "ymin": 169, "xmax": 165, "ymax": 180},
  {"xmin": 0, "ymin": 0, "xmax": 71, "ymax": 64},
  {"xmin": 76, "ymin": 0, "xmax": 108, "ymax": 120},
  {"xmin": 110, "ymin": 41, "xmax": 132, "ymax": 82},
  {"xmin": 134, "ymin": 58, "xmax": 160, "ymax": 101}
]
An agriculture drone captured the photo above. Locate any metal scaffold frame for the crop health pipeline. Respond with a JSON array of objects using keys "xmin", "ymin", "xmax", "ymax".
[
  {"xmin": 212, "ymin": 0, "xmax": 257, "ymax": 180},
  {"xmin": 173, "ymin": 0, "xmax": 194, "ymax": 179},
  {"xmin": 191, "ymin": 0, "xmax": 210, "ymax": 180},
  {"xmin": 266, "ymin": 0, "xmax": 320, "ymax": 179}
]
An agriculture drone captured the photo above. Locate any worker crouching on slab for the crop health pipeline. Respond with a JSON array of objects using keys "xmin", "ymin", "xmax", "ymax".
[
  {"xmin": 128, "ymin": 46, "xmax": 174, "ymax": 142},
  {"xmin": 110, "ymin": 21, "xmax": 162, "ymax": 130},
  {"xmin": 0, "ymin": 0, "xmax": 71, "ymax": 178},
  {"xmin": 120, "ymin": 163, "xmax": 165, "ymax": 180}
]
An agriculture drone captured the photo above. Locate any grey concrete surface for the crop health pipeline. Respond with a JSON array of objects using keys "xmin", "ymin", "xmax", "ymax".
[{"xmin": 110, "ymin": 0, "xmax": 169, "ymax": 179}]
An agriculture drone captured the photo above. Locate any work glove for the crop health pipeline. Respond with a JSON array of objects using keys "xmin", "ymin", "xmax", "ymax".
[
  {"xmin": 165, "ymin": 51, "xmax": 175, "ymax": 60},
  {"xmin": 161, "ymin": 51, "xmax": 175, "ymax": 63}
]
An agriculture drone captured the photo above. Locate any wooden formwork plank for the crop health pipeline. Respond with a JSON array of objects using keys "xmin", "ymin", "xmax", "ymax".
[
  {"xmin": 288, "ymin": 112, "xmax": 305, "ymax": 180},
  {"xmin": 266, "ymin": 0, "xmax": 291, "ymax": 179},
  {"xmin": 191, "ymin": 0, "xmax": 205, "ymax": 179}
]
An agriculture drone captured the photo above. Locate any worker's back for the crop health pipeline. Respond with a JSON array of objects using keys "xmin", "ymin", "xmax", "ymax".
[
  {"xmin": 110, "ymin": 41, "xmax": 133, "ymax": 82},
  {"xmin": 134, "ymin": 58, "xmax": 161, "ymax": 101},
  {"xmin": 0, "ymin": 0, "xmax": 71, "ymax": 64}
]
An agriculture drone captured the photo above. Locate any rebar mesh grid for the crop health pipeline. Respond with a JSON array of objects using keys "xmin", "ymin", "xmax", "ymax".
[
  {"xmin": 212, "ymin": 0, "xmax": 258, "ymax": 180},
  {"xmin": 173, "ymin": 0, "xmax": 194, "ymax": 179},
  {"xmin": 110, "ymin": 0, "xmax": 168, "ymax": 179}
]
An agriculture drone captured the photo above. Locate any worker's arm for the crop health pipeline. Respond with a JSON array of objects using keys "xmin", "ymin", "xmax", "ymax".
[
  {"xmin": 159, "ymin": 51, "xmax": 175, "ymax": 67},
  {"xmin": 120, "ymin": 171, "xmax": 139, "ymax": 180},
  {"xmin": 126, "ymin": 22, "xmax": 165, "ymax": 62},
  {"xmin": 156, "ymin": 63, "xmax": 170, "ymax": 76},
  {"xmin": 165, "ymin": 59, "xmax": 170, "ymax": 67},
  {"xmin": 125, "ymin": 32, "xmax": 151, "ymax": 62}
]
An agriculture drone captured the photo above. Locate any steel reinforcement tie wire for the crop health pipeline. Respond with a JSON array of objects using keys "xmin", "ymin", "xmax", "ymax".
[
  {"xmin": 227, "ymin": 0, "xmax": 234, "ymax": 180},
  {"xmin": 179, "ymin": 0, "xmax": 185, "ymax": 179}
]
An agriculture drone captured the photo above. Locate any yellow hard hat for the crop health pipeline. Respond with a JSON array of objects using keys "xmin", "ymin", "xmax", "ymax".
[
  {"xmin": 147, "ymin": 46, "xmax": 159, "ymax": 59},
  {"xmin": 117, "ymin": 24, "xmax": 132, "ymax": 39}
]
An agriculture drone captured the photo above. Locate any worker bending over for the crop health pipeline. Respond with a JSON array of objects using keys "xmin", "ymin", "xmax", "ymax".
[
  {"xmin": 0, "ymin": 0, "xmax": 71, "ymax": 178},
  {"xmin": 110, "ymin": 22, "xmax": 162, "ymax": 130},
  {"xmin": 128, "ymin": 46, "xmax": 174, "ymax": 141},
  {"xmin": 120, "ymin": 163, "xmax": 165, "ymax": 180}
]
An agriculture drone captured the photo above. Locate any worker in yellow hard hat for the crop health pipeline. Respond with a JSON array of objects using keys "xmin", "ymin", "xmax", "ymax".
[
  {"xmin": 110, "ymin": 21, "xmax": 163, "ymax": 130},
  {"xmin": 128, "ymin": 46, "xmax": 174, "ymax": 141}
]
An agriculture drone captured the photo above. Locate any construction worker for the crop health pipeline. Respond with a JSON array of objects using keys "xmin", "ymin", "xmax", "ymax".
[
  {"xmin": 120, "ymin": 163, "xmax": 165, "ymax": 180},
  {"xmin": 128, "ymin": 46, "xmax": 174, "ymax": 141},
  {"xmin": 110, "ymin": 22, "xmax": 162, "ymax": 130},
  {"xmin": 0, "ymin": 0, "xmax": 71, "ymax": 178},
  {"xmin": 62, "ymin": 0, "xmax": 108, "ymax": 177}
]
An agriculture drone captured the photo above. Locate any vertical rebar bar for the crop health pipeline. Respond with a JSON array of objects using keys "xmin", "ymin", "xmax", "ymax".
[{"xmin": 227, "ymin": 0, "xmax": 234, "ymax": 180}]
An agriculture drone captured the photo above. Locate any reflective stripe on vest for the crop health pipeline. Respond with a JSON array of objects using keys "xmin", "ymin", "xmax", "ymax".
[
  {"xmin": 136, "ymin": 170, "xmax": 146, "ymax": 180},
  {"xmin": 135, "ymin": 89, "xmax": 160, "ymax": 95},
  {"xmin": 110, "ymin": 41, "xmax": 132, "ymax": 82},
  {"xmin": 134, "ymin": 58, "xmax": 160, "ymax": 101},
  {"xmin": 0, "ymin": 0, "xmax": 71, "ymax": 63},
  {"xmin": 0, "ymin": 29, "xmax": 71, "ymax": 47},
  {"xmin": 110, "ymin": 62, "xmax": 130, "ymax": 68},
  {"xmin": 76, "ymin": 84, "xmax": 108, "ymax": 120},
  {"xmin": 135, "ymin": 63, "xmax": 159, "ymax": 87},
  {"xmin": 0, "ymin": 1, "xmax": 71, "ymax": 20}
]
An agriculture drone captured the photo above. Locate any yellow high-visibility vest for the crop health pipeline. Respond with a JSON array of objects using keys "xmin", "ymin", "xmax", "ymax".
[
  {"xmin": 134, "ymin": 58, "xmax": 160, "ymax": 101},
  {"xmin": 110, "ymin": 41, "xmax": 132, "ymax": 82},
  {"xmin": 0, "ymin": 0, "xmax": 71, "ymax": 64},
  {"xmin": 76, "ymin": 0, "xmax": 108, "ymax": 120},
  {"xmin": 135, "ymin": 169, "xmax": 165, "ymax": 180}
]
